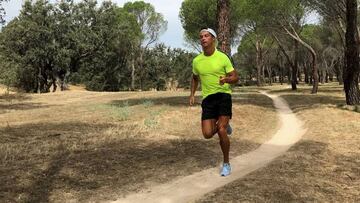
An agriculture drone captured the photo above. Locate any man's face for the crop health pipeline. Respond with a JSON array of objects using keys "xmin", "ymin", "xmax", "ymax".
[{"xmin": 199, "ymin": 31, "xmax": 215, "ymax": 49}]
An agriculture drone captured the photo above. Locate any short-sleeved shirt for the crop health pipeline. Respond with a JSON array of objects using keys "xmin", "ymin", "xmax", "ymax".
[{"xmin": 192, "ymin": 49, "xmax": 234, "ymax": 99}]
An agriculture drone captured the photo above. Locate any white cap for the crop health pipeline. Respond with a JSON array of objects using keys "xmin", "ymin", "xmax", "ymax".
[{"xmin": 200, "ymin": 28, "xmax": 217, "ymax": 38}]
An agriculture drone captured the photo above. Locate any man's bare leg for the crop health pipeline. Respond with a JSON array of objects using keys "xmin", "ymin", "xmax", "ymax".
[
  {"xmin": 201, "ymin": 119, "xmax": 217, "ymax": 139},
  {"xmin": 217, "ymin": 116, "xmax": 230, "ymax": 163}
]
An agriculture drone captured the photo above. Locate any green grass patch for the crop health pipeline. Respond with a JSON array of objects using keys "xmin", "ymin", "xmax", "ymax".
[
  {"xmin": 144, "ymin": 109, "xmax": 163, "ymax": 128},
  {"xmin": 142, "ymin": 100, "xmax": 154, "ymax": 108},
  {"xmin": 90, "ymin": 101, "xmax": 131, "ymax": 121}
]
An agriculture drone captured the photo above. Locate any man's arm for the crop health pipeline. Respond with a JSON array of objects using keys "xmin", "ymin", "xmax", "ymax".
[
  {"xmin": 220, "ymin": 70, "xmax": 239, "ymax": 85},
  {"xmin": 189, "ymin": 74, "xmax": 199, "ymax": 106}
]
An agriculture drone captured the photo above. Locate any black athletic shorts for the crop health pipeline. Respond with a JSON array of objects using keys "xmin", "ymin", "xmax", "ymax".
[{"xmin": 201, "ymin": 93, "xmax": 232, "ymax": 120}]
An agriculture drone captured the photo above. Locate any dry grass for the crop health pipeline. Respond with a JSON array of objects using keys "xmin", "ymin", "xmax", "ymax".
[
  {"xmin": 0, "ymin": 87, "xmax": 277, "ymax": 202},
  {"xmin": 198, "ymin": 83, "xmax": 360, "ymax": 202}
]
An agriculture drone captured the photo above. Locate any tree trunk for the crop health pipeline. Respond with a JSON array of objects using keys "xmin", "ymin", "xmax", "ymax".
[
  {"xmin": 344, "ymin": 0, "xmax": 360, "ymax": 105},
  {"xmin": 274, "ymin": 35, "xmax": 295, "ymax": 87},
  {"xmin": 37, "ymin": 66, "xmax": 42, "ymax": 94},
  {"xmin": 262, "ymin": 63, "xmax": 266, "ymax": 83},
  {"xmin": 217, "ymin": 0, "xmax": 231, "ymax": 55},
  {"xmin": 311, "ymin": 55, "xmax": 319, "ymax": 94},
  {"xmin": 292, "ymin": 39, "xmax": 299, "ymax": 90},
  {"xmin": 280, "ymin": 67, "xmax": 284, "ymax": 85},
  {"xmin": 287, "ymin": 67, "xmax": 291, "ymax": 84},
  {"xmin": 304, "ymin": 63, "xmax": 309, "ymax": 84},
  {"xmin": 283, "ymin": 27, "xmax": 318, "ymax": 93},
  {"xmin": 266, "ymin": 65, "xmax": 272, "ymax": 85},
  {"xmin": 329, "ymin": 71, "xmax": 334, "ymax": 82},
  {"xmin": 256, "ymin": 39, "xmax": 264, "ymax": 86},
  {"xmin": 335, "ymin": 57, "xmax": 344, "ymax": 85},
  {"xmin": 298, "ymin": 66, "xmax": 302, "ymax": 82},
  {"xmin": 325, "ymin": 71, "xmax": 329, "ymax": 83},
  {"xmin": 139, "ymin": 50, "xmax": 145, "ymax": 90},
  {"xmin": 320, "ymin": 69, "xmax": 324, "ymax": 84},
  {"xmin": 279, "ymin": 57, "xmax": 284, "ymax": 85},
  {"xmin": 130, "ymin": 57, "xmax": 135, "ymax": 91}
]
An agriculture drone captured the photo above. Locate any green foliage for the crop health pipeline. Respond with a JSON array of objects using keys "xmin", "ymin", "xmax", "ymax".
[
  {"xmin": 0, "ymin": 0, "xmax": 195, "ymax": 92},
  {"xmin": 0, "ymin": 0, "xmax": 147, "ymax": 92},
  {"xmin": 123, "ymin": 1, "xmax": 167, "ymax": 46},
  {"xmin": 234, "ymin": 33, "xmax": 257, "ymax": 82},
  {"xmin": 170, "ymin": 48, "xmax": 196, "ymax": 88},
  {"xmin": 123, "ymin": 1, "xmax": 168, "ymax": 91},
  {"xmin": 140, "ymin": 44, "xmax": 195, "ymax": 90},
  {"xmin": 180, "ymin": 0, "xmax": 217, "ymax": 44},
  {"xmin": 179, "ymin": 0, "xmax": 243, "ymax": 47},
  {"xmin": 304, "ymin": 0, "xmax": 345, "ymax": 27},
  {"xmin": 0, "ymin": 0, "xmax": 57, "ymax": 92},
  {"xmin": 76, "ymin": 1, "xmax": 137, "ymax": 91},
  {"xmin": 241, "ymin": 0, "xmax": 306, "ymax": 31},
  {"xmin": 0, "ymin": 56, "xmax": 18, "ymax": 92},
  {"xmin": 300, "ymin": 24, "xmax": 323, "ymax": 51},
  {"xmin": 68, "ymin": 72, "xmax": 81, "ymax": 84},
  {"xmin": 85, "ymin": 75, "xmax": 105, "ymax": 91}
]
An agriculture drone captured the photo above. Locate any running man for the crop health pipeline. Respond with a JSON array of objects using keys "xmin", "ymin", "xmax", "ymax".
[{"xmin": 189, "ymin": 28, "xmax": 239, "ymax": 177}]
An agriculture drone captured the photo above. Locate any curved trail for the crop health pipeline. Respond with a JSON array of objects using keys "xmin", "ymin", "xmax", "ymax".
[{"xmin": 112, "ymin": 92, "xmax": 306, "ymax": 203}]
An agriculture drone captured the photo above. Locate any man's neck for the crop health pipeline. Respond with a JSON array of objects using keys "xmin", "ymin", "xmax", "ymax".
[{"xmin": 203, "ymin": 46, "xmax": 216, "ymax": 56}]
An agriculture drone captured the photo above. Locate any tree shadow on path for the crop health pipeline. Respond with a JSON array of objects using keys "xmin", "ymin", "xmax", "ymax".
[
  {"xmin": 198, "ymin": 140, "xmax": 360, "ymax": 202},
  {"xmin": 109, "ymin": 92, "xmax": 276, "ymax": 110},
  {"xmin": 0, "ymin": 121, "xmax": 260, "ymax": 203}
]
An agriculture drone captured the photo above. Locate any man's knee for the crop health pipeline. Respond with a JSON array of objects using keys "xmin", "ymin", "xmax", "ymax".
[
  {"xmin": 217, "ymin": 125, "xmax": 227, "ymax": 135},
  {"xmin": 202, "ymin": 129, "xmax": 215, "ymax": 139}
]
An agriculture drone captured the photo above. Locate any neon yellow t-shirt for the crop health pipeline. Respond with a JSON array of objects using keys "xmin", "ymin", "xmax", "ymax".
[{"xmin": 192, "ymin": 50, "xmax": 234, "ymax": 99}]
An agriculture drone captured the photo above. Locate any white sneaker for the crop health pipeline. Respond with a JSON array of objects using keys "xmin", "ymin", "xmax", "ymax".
[{"xmin": 220, "ymin": 163, "xmax": 231, "ymax": 176}]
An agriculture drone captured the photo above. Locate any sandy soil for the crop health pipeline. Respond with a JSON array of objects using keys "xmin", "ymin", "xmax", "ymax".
[
  {"xmin": 197, "ymin": 84, "xmax": 360, "ymax": 202},
  {"xmin": 2, "ymin": 84, "xmax": 358, "ymax": 202},
  {"xmin": 0, "ymin": 87, "xmax": 277, "ymax": 203},
  {"xmin": 112, "ymin": 91, "xmax": 306, "ymax": 203}
]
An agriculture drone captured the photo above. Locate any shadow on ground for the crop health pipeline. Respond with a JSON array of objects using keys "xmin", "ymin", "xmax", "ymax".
[
  {"xmin": 0, "ymin": 121, "xmax": 260, "ymax": 203},
  {"xmin": 110, "ymin": 95, "xmax": 201, "ymax": 107},
  {"xmin": 0, "ymin": 93, "xmax": 56, "ymax": 114},
  {"xmin": 280, "ymin": 94, "xmax": 344, "ymax": 113},
  {"xmin": 267, "ymin": 88, "xmax": 346, "ymax": 113},
  {"xmin": 198, "ymin": 140, "xmax": 360, "ymax": 202},
  {"xmin": 0, "ymin": 93, "xmax": 31, "ymax": 101},
  {"xmin": 232, "ymin": 93, "xmax": 274, "ymax": 109},
  {"xmin": 0, "ymin": 103, "xmax": 56, "ymax": 114},
  {"xmin": 109, "ymin": 92, "xmax": 275, "ymax": 110}
]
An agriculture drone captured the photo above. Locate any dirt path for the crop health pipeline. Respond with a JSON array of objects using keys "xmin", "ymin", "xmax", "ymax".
[{"xmin": 111, "ymin": 92, "xmax": 306, "ymax": 203}]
